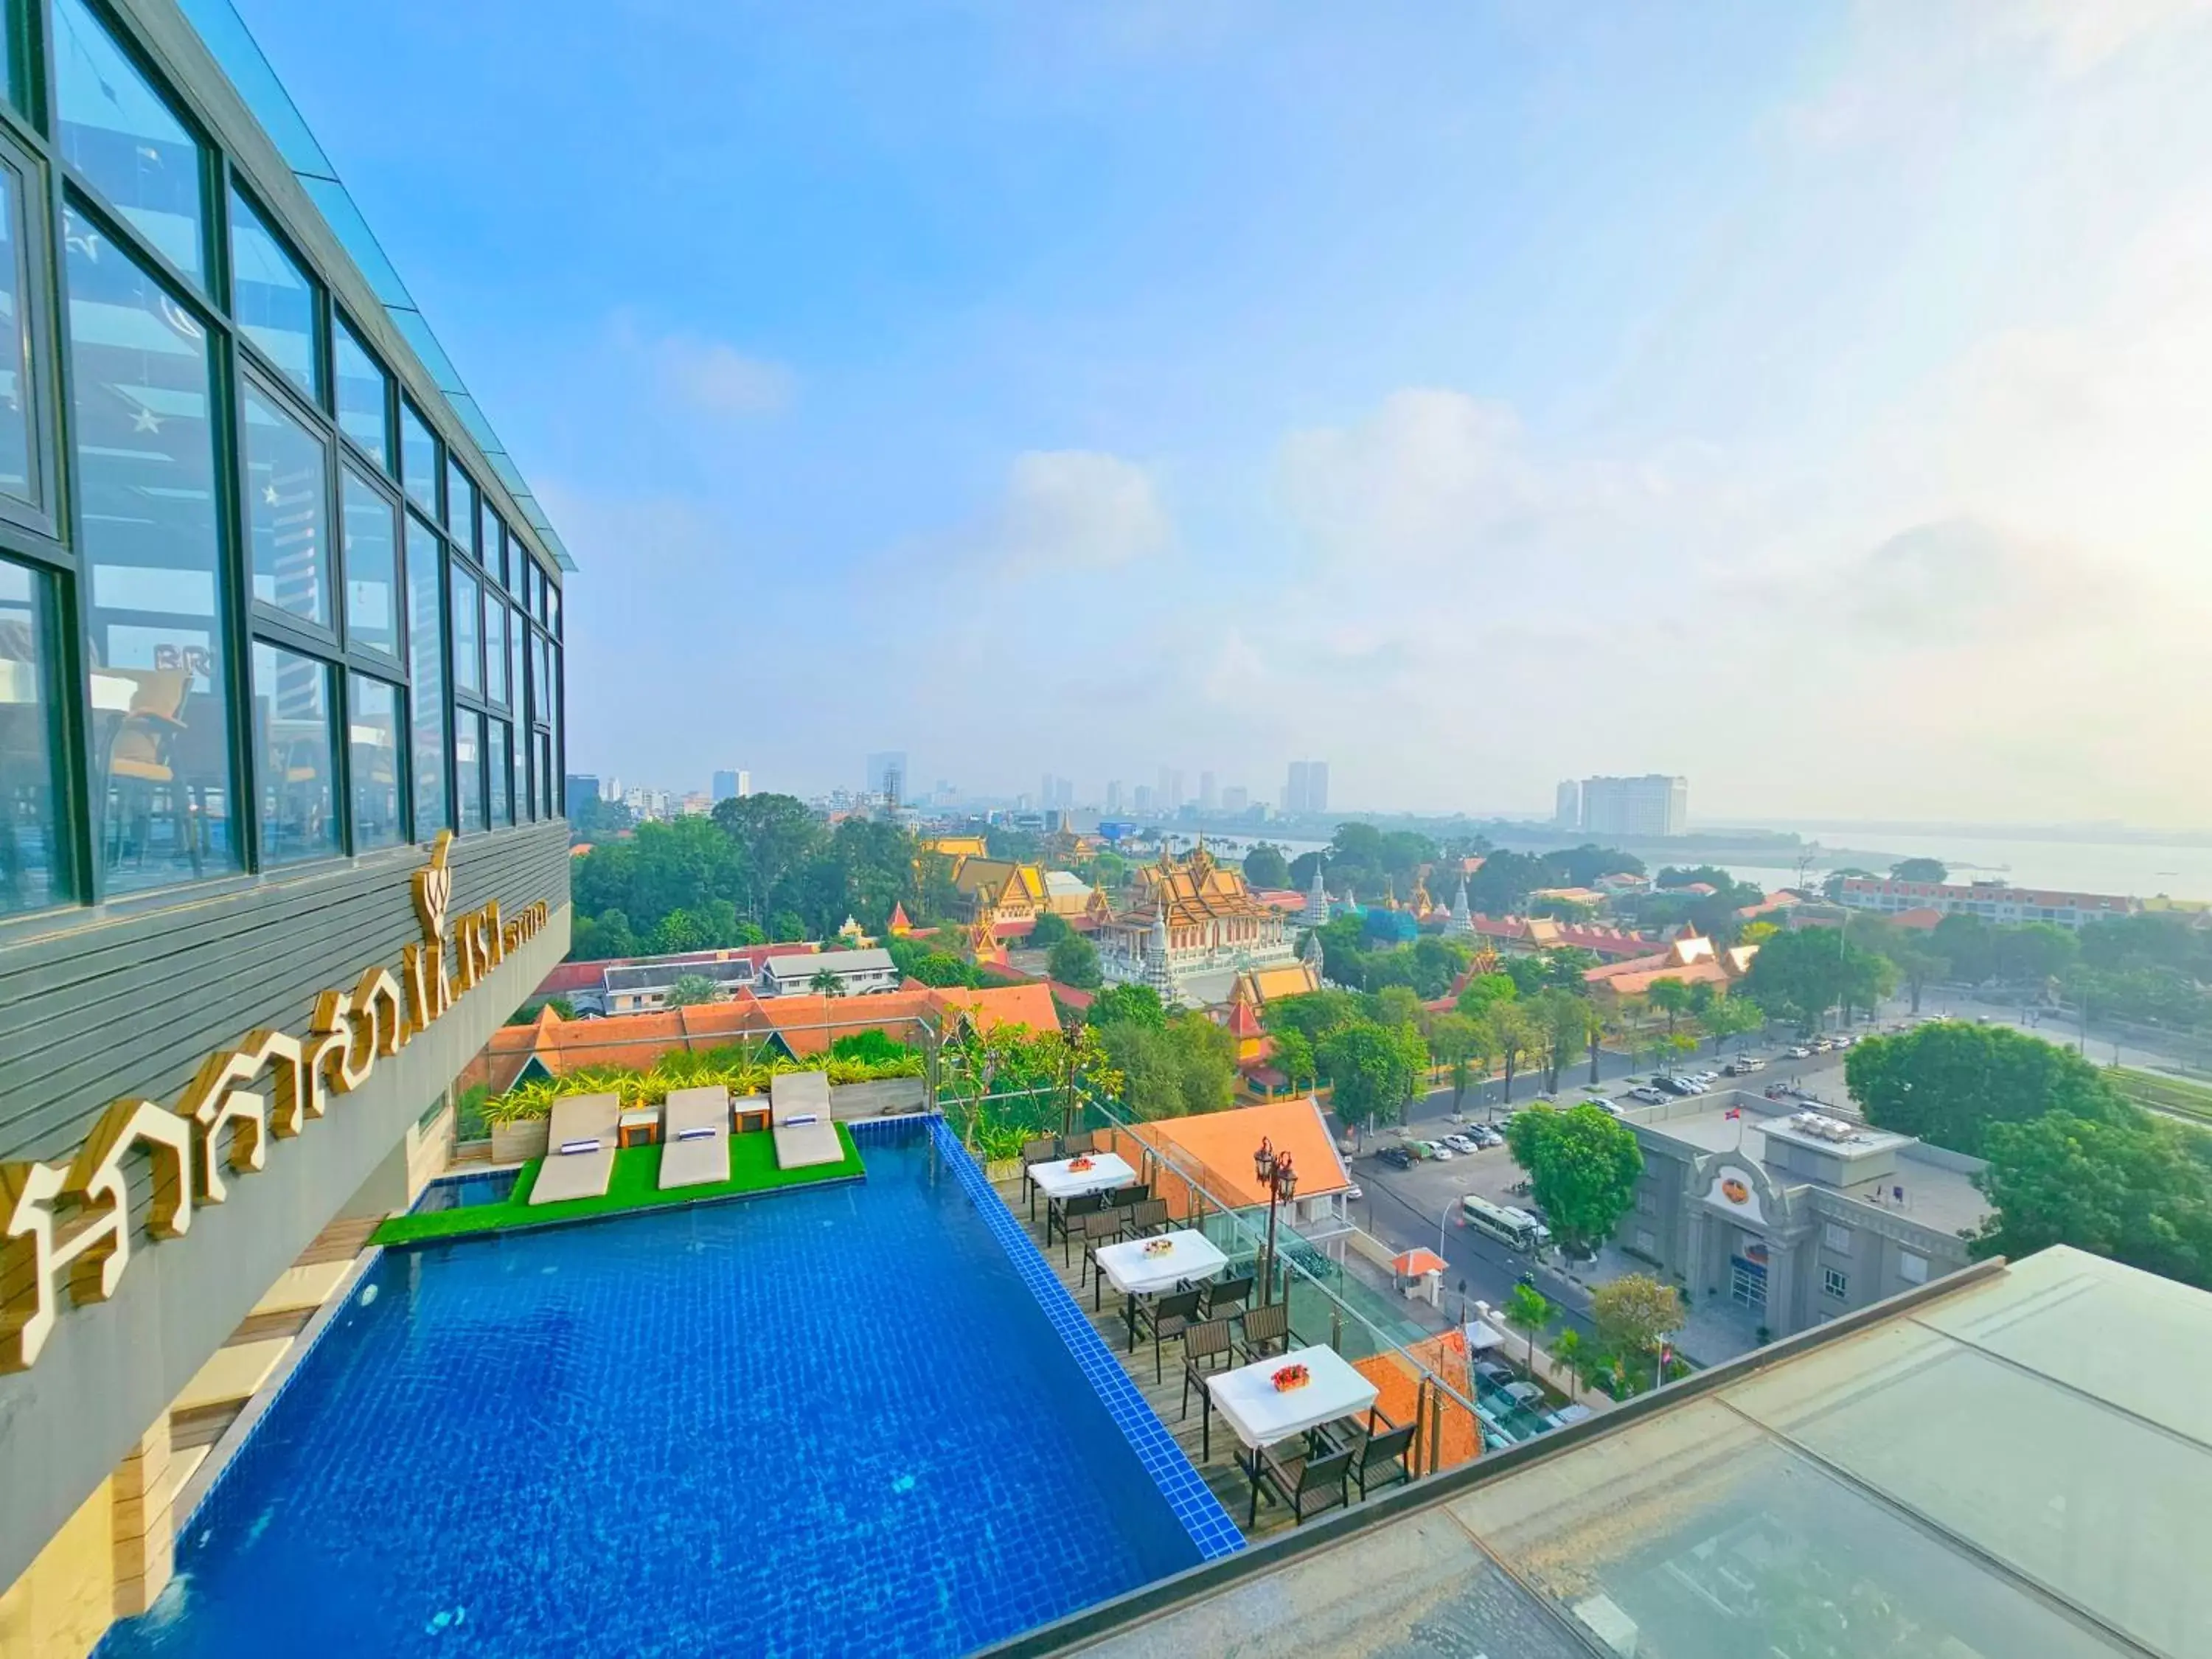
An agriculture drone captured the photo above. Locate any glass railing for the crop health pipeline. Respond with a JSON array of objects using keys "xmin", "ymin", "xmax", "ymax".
[{"xmin": 1060, "ymin": 1091, "xmax": 1493, "ymax": 1479}]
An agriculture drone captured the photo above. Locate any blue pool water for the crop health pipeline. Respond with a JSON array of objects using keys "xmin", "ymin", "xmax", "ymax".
[
  {"xmin": 100, "ymin": 1125, "xmax": 1208, "ymax": 1658},
  {"xmin": 408, "ymin": 1168, "xmax": 519, "ymax": 1213}
]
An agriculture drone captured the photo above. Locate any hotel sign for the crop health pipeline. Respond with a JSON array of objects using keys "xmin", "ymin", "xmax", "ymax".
[{"xmin": 0, "ymin": 835, "xmax": 548, "ymax": 1373}]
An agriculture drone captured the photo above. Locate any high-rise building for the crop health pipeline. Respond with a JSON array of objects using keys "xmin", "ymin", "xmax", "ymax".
[
  {"xmin": 712, "ymin": 769, "xmax": 750, "ymax": 802},
  {"xmin": 866, "ymin": 751, "xmax": 908, "ymax": 805},
  {"xmin": 1221, "ymin": 785, "xmax": 1249, "ymax": 814},
  {"xmin": 1134, "ymin": 784, "xmax": 1158, "ymax": 815},
  {"xmin": 1105, "ymin": 779, "xmax": 1124, "ymax": 815},
  {"xmin": 1284, "ymin": 759, "xmax": 1330, "ymax": 815},
  {"xmin": 1158, "ymin": 767, "xmax": 1185, "ymax": 813},
  {"xmin": 568, "ymin": 773, "xmax": 602, "ymax": 804},
  {"xmin": 1198, "ymin": 771, "xmax": 1218, "ymax": 813},
  {"xmin": 1554, "ymin": 779, "xmax": 1581, "ymax": 830},
  {"xmin": 1579, "ymin": 774, "xmax": 1688, "ymax": 838}
]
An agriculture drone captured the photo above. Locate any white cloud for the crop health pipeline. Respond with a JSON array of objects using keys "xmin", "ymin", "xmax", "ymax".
[
  {"xmin": 655, "ymin": 334, "xmax": 794, "ymax": 417},
  {"xmin": 991, "ymin": 450, "xmax": 1172, "ymax": 576}
]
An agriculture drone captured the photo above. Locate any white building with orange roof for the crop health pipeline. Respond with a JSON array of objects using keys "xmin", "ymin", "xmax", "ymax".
[{"xmin": 1096, "ymin": 843, "xmax": 1304, "ymax": 1008}]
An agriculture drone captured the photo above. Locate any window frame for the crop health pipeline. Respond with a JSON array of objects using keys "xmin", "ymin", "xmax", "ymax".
[
  {"xmin": 224, "ymin": 173, "xmax": 324, "ymax": 408},
  {"xmin": 0, "ymin": 121, "xmax": 56, "ymax": 540},
  {"xmin": 333, "ymin": 306, "xmax": 395, "ymax": 478}
]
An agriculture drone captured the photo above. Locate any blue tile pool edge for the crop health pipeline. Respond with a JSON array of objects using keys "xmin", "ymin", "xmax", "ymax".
[
  {"xmin": 167, "ymin": 1240, "xmax": 386, "ymax": 1547},
  {"xmin": 922, "ymin": 1116, "xmax": 1245, "ymax": 1564}
]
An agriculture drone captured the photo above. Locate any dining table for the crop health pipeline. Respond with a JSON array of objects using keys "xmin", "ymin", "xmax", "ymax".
[
  {"xmin": 1206, "ymin": 1343, "xmax": 1380, "ymax": 1525},
  {"xmin": 1091, "ymin": 1228, "xmax": 1228, "ymax": 1340},
  {"xmin": 1027, "ymin": 1150, "xmax": 1136, "ymax": 1237}
]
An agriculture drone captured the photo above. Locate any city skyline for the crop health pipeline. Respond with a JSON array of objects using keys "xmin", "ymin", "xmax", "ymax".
[{"xmin": 236, "ymin": 1, "xmax": 2212, "ymax": 827}]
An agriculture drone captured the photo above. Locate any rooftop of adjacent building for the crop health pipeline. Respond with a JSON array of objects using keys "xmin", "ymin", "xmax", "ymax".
[
  {"xmin": 1627, "ymin": 1094, "xmax": 1992, "ymax": 1237},
  {"xmin": 1018, "ymin": 1245, "xmax": 2210, "ymax": 1659}
]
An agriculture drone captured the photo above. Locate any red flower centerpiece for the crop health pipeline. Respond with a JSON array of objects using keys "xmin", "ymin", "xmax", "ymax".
[
  {"xmin": 1142, "ymin": 1237, "xmax": 1173, "ymax": 1257},
  {"xmin": 1066, "ymin": 1155, "xmax": 1095, "ymax": 1172},
  {"xmin": 1271, "ymin": 1363, "xmax": 1310, "ymax": 1394}
]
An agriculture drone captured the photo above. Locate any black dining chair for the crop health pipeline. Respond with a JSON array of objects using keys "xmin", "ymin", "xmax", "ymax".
[
  {"xmin": 1133, "ymin": 1287, "xmax": 1204, "ymax": 1383},
  {"xmin": 1253, "ymin": 1441, "xmax": 1354, "ymax": 1527},
  {"xmin": 1179, "ymin": 1318, "xmax": 1236, "ymax": 1460}
]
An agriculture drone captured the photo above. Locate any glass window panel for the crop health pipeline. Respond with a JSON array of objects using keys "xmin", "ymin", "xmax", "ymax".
[
  {"xmin": 241, "ymin": 381, "xmax": 331, "ymax": 629},
  {"xmin": 404, "ymin": 513, "xmax": 445, "ymax": 838},
  {"xmin": 454, "ymin": 707, "xmax": 483, "ymax": 833},
  {"xmin": 399, "ymin": 400, "xmax": 436, "ymax": 515},
  {"xmin": 451, "ymin": 561, "xmax": 481, "ymax": 695},
  {"xmin": 535, "ymin": 566, "xmax": 550, "ymax": 625},
  {"xmin": 228, "ymin": 188, "xmax": 317, "ymax": 398},
  {"xmin": 53, "ymin": 0, "xmax": 206, "ymax": 283},
  {"xmin": 444, "ymin": 456, "xmax": 470, "ymax": 541},
  {"xmin": 340, "ymin": 464, "xmax": 398, "ymax": 658},
  {"xmin": 333, "ymin": 316, "xmax": 389, "ymax": 470},
  {"xmin": 484, "ymin": 597, "xmax": 507, "ymax": 708},
  {"xmin": 532, "ymin": 632, "xmax": 550, "ymax": 728},
  {"xmin": 481, "ymin": 504, "xmax": 507, "ymax": 588},
  {"xmin": 66, "ymin": 213, "xmax": 239, "ymax": 891},
  {"xmin": 539, "ymin": 731, "xmax": 555, "ymax": 818},
  {"xmin": 505, "ymin": 604, "xmax": 521, "ymax": 724},
  {"xmin": 250, "ymin": 640, "xmax": 337, "ymax": 864},
  {"xmin": 487, "ymin": 717, "xmax": 510, "ymax": 828},
  {"xmin": 521, "ymin": 557, "xmax": 537, "ymax": 617},
  {"xmin": 0, "ymin": 558, "xmax": 65, "ymax": 911},
  {"xmin": 347, "ymin": 672, "xmax": 402, "ymax": 852},
  {"xmin": 548, "ymin": 647, "xmax": 560, "ymax": 810},
  {"xmin": 0, "ymin": 159, "xmax": 37, "ymax": 506},
  {"xmin": 547, "ymin": 582, "xmax": 560, "ymax": 639}
]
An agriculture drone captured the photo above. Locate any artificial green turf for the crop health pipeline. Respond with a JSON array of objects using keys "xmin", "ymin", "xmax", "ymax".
[{"xmin": 372, "ymin": 1122, "xmax": 865, "ymax": 1245}]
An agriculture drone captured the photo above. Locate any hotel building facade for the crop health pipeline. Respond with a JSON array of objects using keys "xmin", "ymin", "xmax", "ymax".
[{"xmin": 0, "ymin": 2, "xmax": 571, "ymax": 1649}]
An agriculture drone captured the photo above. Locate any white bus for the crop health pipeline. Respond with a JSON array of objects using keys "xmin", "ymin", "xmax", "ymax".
[{"xmin": 1462, "ymin": 1194, "xmax": 1551, "ymax": 1253}]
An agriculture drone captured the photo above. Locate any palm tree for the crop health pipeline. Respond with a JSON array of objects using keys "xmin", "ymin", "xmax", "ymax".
[
  {"xmin": 808, "ymin": 967, "xmax": 847, "ymax": 998},
  {"xmin": 1503, "ymin": 1282, "xmax": 1551, "ymax": 1379},
  {"xmin": 1552, "ymin": 1327, "xmax": 1585, "ymax": 1399}
]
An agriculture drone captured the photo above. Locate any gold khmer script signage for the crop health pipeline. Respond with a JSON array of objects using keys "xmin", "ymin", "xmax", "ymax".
[{"xmin": 0, "ymin": 833, "xmax": 549, "ymax": 1373}]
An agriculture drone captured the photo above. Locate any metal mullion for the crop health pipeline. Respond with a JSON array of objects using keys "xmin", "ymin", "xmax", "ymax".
[
  {"xmin": 248, "ymin": 608, "xmax": 338, "ymax": 664},
  {"xmin": 57, "ymin": 181, "xmax": 225, "ymax": 339},
  {"xmin": 331, "ymin": 648, "xmax": 353, "ymax": 857},
  {"xmin": 209, "ymin": 290, "xmax": 255, "ymax": 874}
]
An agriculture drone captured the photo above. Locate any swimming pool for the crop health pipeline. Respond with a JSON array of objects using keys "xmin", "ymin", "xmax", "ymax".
[
  {"xmin": 100, "ymin": 1121, "xmax": 1229, "ymax": 1658},
  {"xmin": 408, "ymin": 1167, "xmax": 520, "ymax": 1213}
]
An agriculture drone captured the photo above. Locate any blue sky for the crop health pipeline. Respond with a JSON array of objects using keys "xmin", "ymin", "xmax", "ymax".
[{"xmin": 235, "ymin": 1, "xmax": 2212, "ymax": 825}]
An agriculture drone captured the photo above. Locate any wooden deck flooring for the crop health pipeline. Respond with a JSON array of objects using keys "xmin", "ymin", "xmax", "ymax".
[{"xmin": 990, "ymin": 1175, "xmax": 1299, "ymax": 1543}]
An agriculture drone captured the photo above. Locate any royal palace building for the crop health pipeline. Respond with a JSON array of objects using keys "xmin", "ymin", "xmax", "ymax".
[{"xmin": 0, "ymin": 4, "xmax": 571, "ymax": 1650}]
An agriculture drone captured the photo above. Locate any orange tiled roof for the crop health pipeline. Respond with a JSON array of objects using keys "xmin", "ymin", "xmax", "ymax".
[{"xmin": 1132, "ymin": 1097, "xmax": 1352, "ymax": 1206}]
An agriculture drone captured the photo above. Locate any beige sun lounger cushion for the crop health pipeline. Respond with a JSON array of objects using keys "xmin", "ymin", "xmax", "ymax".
[
  {"xmin": 658, "ymin": 1086, "xmax": 731, "ymax": 1190},
  {"xmin": 529, "ymin": 1093, "xmax": 621, "ymax": 1204},
  {"xmin": 770, "ymin": 1071, "xmax": 843, "ymax": 1169}
]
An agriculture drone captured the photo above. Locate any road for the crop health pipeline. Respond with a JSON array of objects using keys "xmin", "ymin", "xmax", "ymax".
[{"xmin": 1343, "ymin": 1036, "xmax": 1870, "ymax": 1346}]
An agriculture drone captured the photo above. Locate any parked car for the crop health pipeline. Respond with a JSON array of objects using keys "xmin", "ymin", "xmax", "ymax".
[
  {"xmin": 1473, "ymin": 1125, "xmax": 1505, "ymax": 1149},
  {"xmin": 1441, "ymin": 1133, "xmax": 1479, "ymax": 1155},
  {"xmin": 1503, "ymin": 1380, "xmax": 1546, "ymax": 1408},
  {"xmin": 1473, "ymin": 1359, "xmax": 1516, "ymax": 1388},
  {"xmin": 1832, "ymin": 1034, "xmax": 1854, "ymax": 1048},
  {"xmin": 1424, "ymin": 1141, "xmax": 1455, "ymax": 1160},
  {"xmin": 1376, "ymin": 1145, "xmax": 1413, "ymax": 1169},
  {"xmin": 1627, "ymin": 1086, "xmax": 1669, "ymax": 1105},
  {"xmin": 1786, "ymin": 1045, "xmax": 1813, "ymax": 1059},
  {"xmin": 1725, "ymin": 1057, "xmax": 1767, "ymax": 1074}
]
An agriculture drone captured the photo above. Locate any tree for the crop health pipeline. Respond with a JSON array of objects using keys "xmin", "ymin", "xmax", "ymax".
[
  {"xmin": 1242, "ymin": 842, "xmax": 1292, "ymax": 888},
  {"xmin": 1742, "ymin": 928, "xmax": 1890, "ymax": 1031},
  {"xmin": 1408, "ymin": 934, "xmax": 1472, "ymax": 999},
  {"xmin": 1367, "ymin": 984, "xmax": 1427, "ymax": 1034},
  {"xmin": 1503, "ymin": 1282, "xmax": 1551, "ymax": 1378},
  {"xmin": 1884, "ymin": 939, "xmax": 1947, "ymax": 1015},
  {"xmin": 1646, "ymin": 977, "xmax": 1694, "ymax": 1040},
  {"xmin": 1087, "ymin": 982, "xmax": 1168, "ymax": 1031},
  {"xmin": 1027, "ymin": 911, "xmax": 1074, "ymax": 948},
  {"xmin": 1592, "ymin": 1273, "xmax": 1683, "ymax": 1368},
  {"xmin": 1429, "ymin": 1014, "xmax": 1482, "ymax": 1112},
  {"xmin": 1531, "ymin": 988, "xmax": 1596, "ymax": 1095},
  {"xmin": 1551, "ymin": 1326, "xmax": 1585, "ymax": 1396},
  {"xmin": 1046, "ymin": 934, "xmax": 1102, "ymax": 989},
  {"xmin": 1262, "ymin": 989, "xmax": 1365, "ymax": 1046},
  {"xmin": 1271, "ymin": 1027, "xmax": 1318, "ymax": 1092},
  {"xmin": 1455, "ymin": 973, "xmax": 1517, "ymax": 1016},
  {"xmin": 1504, "ymin": 1103, "xmax": 1644, "ymax": 1255},
  {"xmin": 1099, "ymin": 1012, "xmax": 1235, "ymax": 1120},
  {"xmin": 1972, "ymin": 1108, "xmax": 2212, "ymax": 1288},
  {"xmin": 1890, "ymin": 857, "xmax": 1948, "ymax": 882},
  {"xmin": 1700, "ymin": 995, "xmax": 1765, "ymax": 1054},
  {"xmin": 1483, "ymin": 1003, "xmax": 1539, "ymax": 1107},
  {"xmin": 1846, "ymin": 1023, "xmax": 2131, "ymax": 1156},
  {"xmin": 807, "ymin": 967, "xmax": 847, "ymax": 998},
  {"xmin": 1318, "ymin": 1020, "xmax": 1422, "ymax": 1136},
  {"xmin": 665, "ymin": 974, "xmax": 720, "ymax": 1008}
]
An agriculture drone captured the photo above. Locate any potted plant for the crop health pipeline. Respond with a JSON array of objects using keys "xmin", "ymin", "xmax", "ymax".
[{"xmin": 481, "ymin": 1086, "xmax": 552, "ymax": 1164}]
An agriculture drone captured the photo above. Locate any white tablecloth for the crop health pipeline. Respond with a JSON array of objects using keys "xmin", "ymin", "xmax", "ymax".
[
  {"xmin": 1094, "ymin": 1229, "xmax": 1228, "ymax": 1297},
  {"xmin": 1028, "ymin": 1152, "xmax": 1136, "ymax": 1200},
  {"xmin": 1207, "ymin": 1344, "xmax": 1379, "ymax": 1450}
]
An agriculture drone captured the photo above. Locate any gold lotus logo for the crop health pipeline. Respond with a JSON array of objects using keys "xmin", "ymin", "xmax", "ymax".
[{"xmin": 414, "ymin": 829, "xmax": 453, "ymax": 946}]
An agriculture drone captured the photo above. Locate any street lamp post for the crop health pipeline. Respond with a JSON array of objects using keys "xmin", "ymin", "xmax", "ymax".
[{"xmin": 1253, "ymin": 1136, "xmax": 1299, "ymax": 1307}]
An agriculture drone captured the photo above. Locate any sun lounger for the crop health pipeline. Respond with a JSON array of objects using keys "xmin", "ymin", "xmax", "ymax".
[
  {"xmin": 529, "ymin": 1093, "xmax": 620, "ymax": 1203},
  {"xmin": 658, "ymin": 1086, "xmax": 731, "ymax": 1190},
  {"xmin": 770, "ymin": 1071, "xmax": 843, "ymax": 1170}
]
